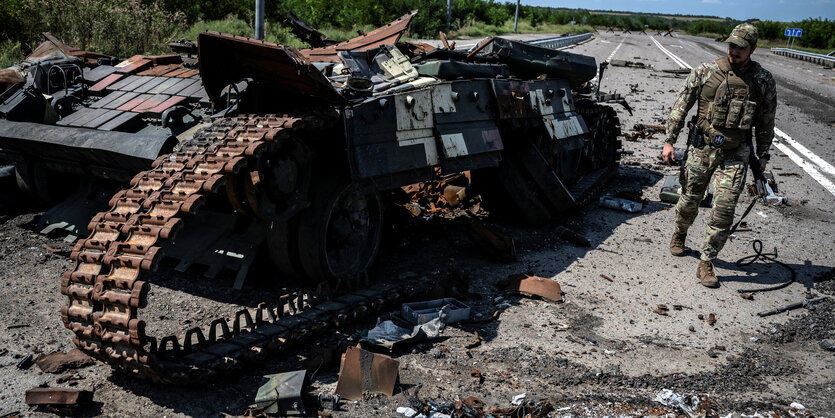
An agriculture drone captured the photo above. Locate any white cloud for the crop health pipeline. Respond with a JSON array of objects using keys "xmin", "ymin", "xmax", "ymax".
[{"xmin": 702, "ymin": 0, "xmax": 721, "ymax": 3}]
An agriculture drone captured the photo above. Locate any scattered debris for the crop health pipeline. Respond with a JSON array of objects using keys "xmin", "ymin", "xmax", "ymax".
[
  {"xmin": 501, "ymin": 274, "xmax": 563, "ymax": 303},
  {"xmin": 688, "ymin": 325, "xmax": 695, "ymax": 332},
  {"xmin": 740, "ymin": 293, "xmax": 754, "ymax": 300},
  {"xmin": 777, "ymin": 172, "xmax": 802, "ymax": 177},
  {"xmin": 600, "ymin": 274, "xmax": 614, "ymax": 282},
  {"xmin": 628, "ymin": 83, "xmax": 644, "ymax": 93},
  {"xmin": 361, "ymin": 313, "xmax": 447, "ymax": 350},
  {"xmin": 757, "ymin": 296, "xmax": 829, "ymax": 317},
  {"xmin": 464, "ymin": 332, "xmax": 482, "ymax": 349},
  {"xmin": 553, "ymin": 225, "xmax": 590, "ymax": 247},
  {"xmin": 599, "ymin": 195, "xmax": 642, "ymax": 213},
  {"xmin": 35, "ymin": 349, "xmax": 94, "ymax": 374},
  {"xmin": 402, "ymin": 298, "xmax": 470, "ymax": 325},
  {"xmin": 7, "ymin": 324, "xmax": 29, "ymax": 329},
  {"xmin": 25, "ymin": 387, "xmax": 93, "ymax": 412},
  {"xmin": 820, "ymin": 339, "xmax": 835, "ymax": 352},
  {"xmin": 254, "ymin": 370, "xmax": 306, "ymax": 416},
  {"xmin": 470, "ymin": 369, "xmax": 484, "ymax": 384},
  {"xmin": 511, "ymin": 393, "xmax": 526, "ymax": 405},
  {"xmin": 16, "ymin": 353, "xmax": 33, "ymax": 369},
  {"xmin": 317, "ymin": 393, "xmax": 340, "ymax": 411},
  {"xmin": 654, "ymin": 305, "xmax": 669, "ymax": 316},
  {"xmin": 610, "ymin": 59, "xmax": 653, "ymax": 69},
  {"xmin": 654, "ymin": 389, "xmax": 715, "ymax": 418},
  {"xmin": 335, "ymin": 346, "xmax": 399, "ymax": 400},
  {"xmin": 707, "ymin": 313, "xmax": 716, "ymax": 326}
]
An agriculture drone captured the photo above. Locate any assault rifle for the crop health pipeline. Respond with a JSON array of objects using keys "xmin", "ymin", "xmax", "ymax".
[{"xmin": 747, "ymin": 138, "xmax": 786, "ymax": 206}]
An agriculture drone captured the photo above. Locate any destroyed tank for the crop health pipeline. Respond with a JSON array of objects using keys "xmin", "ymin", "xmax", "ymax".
[{"xmin": 0, "ymin": 11, "xmax": 620, "ymax": 383}]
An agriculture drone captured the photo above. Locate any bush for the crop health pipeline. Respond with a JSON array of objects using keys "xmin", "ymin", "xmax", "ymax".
[
  {"xmin": 20, "ymin": 0, "xmax": 186, "ymax": 56},
  {"xmin": 0, "ymin": 40, "xmax": 24, "ymax": 69}
]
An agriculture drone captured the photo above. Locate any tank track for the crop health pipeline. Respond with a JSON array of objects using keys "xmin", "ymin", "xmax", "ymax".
[{"xmin": 59, "ymin": 115, "xmax": 436, "ymax": 384}]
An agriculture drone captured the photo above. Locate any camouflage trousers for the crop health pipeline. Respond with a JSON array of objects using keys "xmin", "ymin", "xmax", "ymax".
[{"xmin": 674, "ymin": 145, "xmax": 748, "ymax": 261}]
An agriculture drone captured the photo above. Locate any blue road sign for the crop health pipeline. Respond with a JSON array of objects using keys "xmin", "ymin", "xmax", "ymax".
[{"xmin": 784, "ymin": 28, "xmax": 803, "ymax": 37}]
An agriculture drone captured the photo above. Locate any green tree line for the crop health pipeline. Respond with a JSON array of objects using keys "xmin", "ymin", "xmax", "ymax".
[{"xmin": 1, "ymin": 0, "xmax": 833, "ymax": 64}]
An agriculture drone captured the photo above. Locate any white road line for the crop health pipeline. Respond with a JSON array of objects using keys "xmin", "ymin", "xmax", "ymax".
[
  {"xmin": 774, "ymin": 141, "xmax": 835, "ymax": 197},
  {"xmin": 606, "ymin": 34, "xmax": 628, "ymax": 63},
  {"xmin": 650, "ymin": 36, "xmax": 692, "ymax": 69},
  {"xmin": 774, "ymin": 127, "xmax": 835, "ymax": 177},
  {"xmin": 650, "ymin": 38, "xmax": 835, "ymax": 197}
]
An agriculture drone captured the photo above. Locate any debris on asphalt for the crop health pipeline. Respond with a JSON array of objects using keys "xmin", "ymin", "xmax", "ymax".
[
  {"xmin": 707, "ymin": 313, "xmax": 717, "ymax": 326},
  {"xmin": 654, "ymin": 305, "xmax": 669, "ymax": 316},
  {"xmin": 253, "ymin": 370, "xmax": 307, "ymax": 416},
  {"xmin": 820, "ymin": 339, "xmax": 835, "ymax": 352},
  {"xmin": 25, "ymin": 387, "xmax": 93, "ymax": 411},
  {"xmin": 501, "ymin": 274, "xmax": 563, "ymax": 303},
  {"xmin": 335, "ymin": 345, "xmax": 399, "ymax": 400},
  {"xmin": 610, "ymin": 59, "xmax": 653, "ymax": 69},
  {"xmin": 654, "ymin": 389, "xmax": 714, "ymax": 418},
  {"xmin": 317, "ymin": 393, "xmax": 340, "ymax": 411},
  {"xmin": 757, "ymin": 296, "xmax": 829, "ymax": 317},
  {"xmin": 600, "ymin": 274, "xmax": 613, "ymax": 282},
  {"xmin": 511, "ymin": 393, "xmax": 526, "ymax": 405},
  {"xmin": 464, "ymin": 331, "xmax": 481, "ymax": 349},
  {"xmin": 740, "ymin": 293, "xmax": 755, "ymax": 300},
  {"xmin": 553, "ymin": 225, "xmax": 590, "ymax": 247},
  {"xmin": 16, "ymin": 353, "xmax": 33, "ymax": 369},
  {"xmin": 599, "ymin": 195, "xmax": 642, "ymax": 213},
  {"xmin": 361, "ymin": 313, "xmax": 447, "ymax": 350},
  {"xmin": 688, "ymin": 325, "xmax": 695, "ymax": 332},
  {"xmin": 35, "ymin": 349, "xmax": 94, "ymax": 374},
  {"xmin": 470, "ymin": 369, "xmax": 484, "ymax": 384},
  {"xmin": 402, "ymin": 298, "xmax": 470, "ymax": 325}
]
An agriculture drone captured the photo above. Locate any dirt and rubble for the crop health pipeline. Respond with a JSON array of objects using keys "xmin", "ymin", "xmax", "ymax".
[{"xmin": 2, "ymin": 31, "xmax": 835, "ymax": 417}]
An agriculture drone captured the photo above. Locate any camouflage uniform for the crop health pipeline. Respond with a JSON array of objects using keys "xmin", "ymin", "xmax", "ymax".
[{"xmin": 664, "ymin": 29, "xmax": 777, "ymax": 262}]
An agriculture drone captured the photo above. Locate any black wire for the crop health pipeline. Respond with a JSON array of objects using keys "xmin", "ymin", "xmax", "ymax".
[{"xmin": 735, "ymin": 239, "xmax": 796, "ymax": 293}]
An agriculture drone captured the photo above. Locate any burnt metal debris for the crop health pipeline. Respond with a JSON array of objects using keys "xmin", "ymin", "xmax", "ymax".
[
  {"xmin": 25, "ymin": 387, "xmax": 94, "ymax": 409},
  {"xmin": 502, "ymin": 274, "xmax": 563, "ymax": 303},
  {"xmin": 0, "ymin": 11, "xmax": 621, "ymax": 384},
  {"xmin": 335, "ymin": 345, "xmax": 399, "ymax": 400}
]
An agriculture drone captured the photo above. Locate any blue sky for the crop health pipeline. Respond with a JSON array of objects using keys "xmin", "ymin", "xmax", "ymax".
[{"xmin": 524, "ymin": 0, "xmax": 834, "ymax": 22}]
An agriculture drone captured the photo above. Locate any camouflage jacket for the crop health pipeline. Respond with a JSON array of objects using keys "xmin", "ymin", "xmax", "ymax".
[{"xmin": 664, "ymin": 59, "xmax": 777, "ymax": 159}]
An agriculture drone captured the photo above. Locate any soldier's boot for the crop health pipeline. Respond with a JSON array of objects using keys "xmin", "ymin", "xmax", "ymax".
[
  {"xmin": 669, "ymin": 231, "xmax": 686, "ymax": 256},
  {"xmin": 696, "ymin": 260, "xmax": 719, "ymax": 288}
]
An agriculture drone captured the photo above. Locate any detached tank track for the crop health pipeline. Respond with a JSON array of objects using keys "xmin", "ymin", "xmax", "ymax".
[{"xmin": 59, "ymin": 115, "xmax": 435, "ymax": 384}]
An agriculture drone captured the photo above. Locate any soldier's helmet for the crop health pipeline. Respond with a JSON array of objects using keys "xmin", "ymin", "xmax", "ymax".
[{"xmin": 726, "ymin": 23, "xmax": 758, "ymax": 48}]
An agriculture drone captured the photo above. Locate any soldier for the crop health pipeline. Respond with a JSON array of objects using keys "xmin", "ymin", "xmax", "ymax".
[{"xmin": 661, "ymin": 23, "xmax": 776, "ymax": 288}]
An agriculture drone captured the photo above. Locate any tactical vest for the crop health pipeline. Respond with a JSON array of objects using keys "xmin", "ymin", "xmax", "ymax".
[{"xmin": 696, "ymin": 57, "xmax": 760, "ymax": 150}]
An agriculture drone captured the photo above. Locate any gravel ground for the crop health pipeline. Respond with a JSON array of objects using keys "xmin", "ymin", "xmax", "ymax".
[{"xmin": 1, "ymin": 31, "xmax": 833, "ymax": 417}]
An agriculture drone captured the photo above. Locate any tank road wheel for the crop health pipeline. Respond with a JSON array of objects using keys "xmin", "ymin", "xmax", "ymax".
[{"xmin": 295, "ymin": 174, "xmax": 383, "ymax": 282}]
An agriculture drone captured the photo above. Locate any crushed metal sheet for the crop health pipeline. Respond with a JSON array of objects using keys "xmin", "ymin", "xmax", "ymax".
[
  {"xmin": 254, "ymin": 370, "xmax": 306, "ymax": 416},
  {"xmin": 503, "ymin": 274, "xmax": 563, "ymax": 303},
  {"xmin": 301, "ymin": 11, "xmax": 417, "ymax": 62},
  {"xmin": 335, "ymin": 345, "xmax": 399, "ymax": 400}
]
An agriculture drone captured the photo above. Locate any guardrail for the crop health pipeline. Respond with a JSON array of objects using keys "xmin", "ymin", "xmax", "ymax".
[
  {"xmin": 528, "ymin": 33, "xmax": 593, "ymax": 50},
  {"xmin": 770, "ymin": 48, "xmax": 835, "ymax": 68}
]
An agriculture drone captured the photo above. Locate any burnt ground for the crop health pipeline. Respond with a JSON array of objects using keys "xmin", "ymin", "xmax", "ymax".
[{"xmin": 1, "ymin": 32, "xmax": 835, "ymax": 417}]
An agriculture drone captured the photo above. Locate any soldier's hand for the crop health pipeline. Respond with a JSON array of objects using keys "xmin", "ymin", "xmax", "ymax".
[
  {"xmin": 759, "ymin": 157, "xmax": 768, "ymax": 172},
  {"xmin": 662, "ymin": 142, "xmax": 676, "ymax": 166}
]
